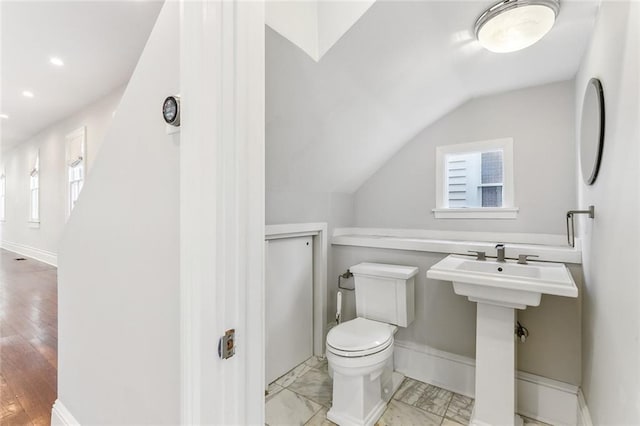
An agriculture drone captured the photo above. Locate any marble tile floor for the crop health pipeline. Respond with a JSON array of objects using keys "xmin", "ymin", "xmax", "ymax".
[{"xmin": 265, "ymin": 356, "xmax": 554, "ymax": 426}]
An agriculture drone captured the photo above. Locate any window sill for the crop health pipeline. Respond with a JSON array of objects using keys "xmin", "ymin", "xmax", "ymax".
[
  {"xmin": 28, "ymin": 221, "xmax": 40, "ymax": 229},
  {"xmin": 433, "ymin": 207, "xmax": 519, "ymax": 219}
]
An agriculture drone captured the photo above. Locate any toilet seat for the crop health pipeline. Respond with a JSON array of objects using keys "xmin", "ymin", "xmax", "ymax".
[{"xmin": 327, "ymin": 317, "xmax": 395, "ymax": 358}]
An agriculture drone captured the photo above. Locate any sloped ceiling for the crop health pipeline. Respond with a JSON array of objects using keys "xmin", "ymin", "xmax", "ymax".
[
  {"xmin": 266, "ymin": 0, "xmax": 600, "ymax": 194},
  {"xmin": 266, "ymin": 0, "xmax": 375, "ymax": 61},
  {"xmin": 1, "ymin": 1, "xmax": 163, "ymax": 151}
]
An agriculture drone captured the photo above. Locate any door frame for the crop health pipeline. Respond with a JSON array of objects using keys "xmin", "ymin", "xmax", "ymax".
[{"xmin": 179, "ymin": 1, "xmax": 265, "ymax": 424}]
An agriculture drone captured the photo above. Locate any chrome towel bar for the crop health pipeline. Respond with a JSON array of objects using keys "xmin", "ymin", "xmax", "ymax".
[{"xmin": 566, "ymin": 205, "xmax": 595, "ymax": 247}]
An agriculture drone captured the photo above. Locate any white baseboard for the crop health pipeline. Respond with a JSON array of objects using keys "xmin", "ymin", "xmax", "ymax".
[
  {"xmin": 577, "ymin": 389, "xmax": 593, "ymax": 426},
  {"xmin": 517, "ymin": 371, "xmax": 579, "ymax": 425},
  {"xmin": 1, "ymin": 240, "xmax": 57, "ymax": 266},
  {"xmin": 394, "ymin": 340, "xmax": 476, "ymax": 398},
  {"xmin": 51, "ymin": 400, "xmax": 80, "ymax": 426},
  {"xmin": 394, "ymin": 340, "xmax": 585, "ymax": 426}
]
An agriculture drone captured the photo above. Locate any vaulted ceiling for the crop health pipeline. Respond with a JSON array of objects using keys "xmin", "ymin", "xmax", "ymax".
[
  {"xmin": 1, "ymin": 1, "xmax": 163, "ymax": 151},
  {"xmin": 266, "ymin": 0, "xmax": 600, "ymax": 194}
]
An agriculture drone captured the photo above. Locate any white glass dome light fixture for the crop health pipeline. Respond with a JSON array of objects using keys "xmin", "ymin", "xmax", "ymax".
[{"xmin": 475, "ymin": 0, "xmax": 560, "ymax": 53}]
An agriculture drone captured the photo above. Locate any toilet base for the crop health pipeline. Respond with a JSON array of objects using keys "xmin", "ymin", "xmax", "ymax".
[
  {"xmin": 326, "ymin": 345, "xmax": 403, "ymax": 426},
  {"xmin": 382, "ymin": 371, "xmax": 404, "ymax": 403},
  {"xmin": 327, "ymin": 400, "xmax": 386, "ymax": 426},
  {"xmin": 326, "ymin": 371, "xmax": 404, "ymax": 426}
]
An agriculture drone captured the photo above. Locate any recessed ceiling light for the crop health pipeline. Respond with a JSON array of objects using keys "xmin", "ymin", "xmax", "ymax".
[
  {"xmin": 475, "ymin": 0, "xmax": 560, "ymax": 53},
  {"xmin": 50, "ymin": 57, "xmax": 64, "ymax": 67},
  {"xmin": 22, "ymin": 90, "xmax": 35, "ymax": 98},
  {"xmin": 0, "ymin": 113, "xmax": 9, "ymax": 120}
]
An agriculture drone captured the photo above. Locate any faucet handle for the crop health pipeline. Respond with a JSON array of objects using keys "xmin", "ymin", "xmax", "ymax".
[
  {"xmin": 468, "ymin": 250, "xmax": 486, "ymax": 261},
  {"xmin": 517, "ymin": 254, "xmax": 539, "ymax": 265}
]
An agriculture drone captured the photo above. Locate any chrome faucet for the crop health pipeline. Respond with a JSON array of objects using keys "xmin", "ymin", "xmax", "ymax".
[{"xmin": 495, "ymin": 243, "xmax": 506, "ymax": 262}]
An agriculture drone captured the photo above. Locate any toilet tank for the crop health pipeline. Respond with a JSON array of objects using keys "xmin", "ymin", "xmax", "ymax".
[{"xmin": 350, "ymin": 263, "xmax": 418, "ymax": 327}]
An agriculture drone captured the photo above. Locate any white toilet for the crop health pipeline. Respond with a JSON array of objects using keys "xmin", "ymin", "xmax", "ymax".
[{"xmin": 326, "ymin": 262, "xmax": 418, "ymax": 426}]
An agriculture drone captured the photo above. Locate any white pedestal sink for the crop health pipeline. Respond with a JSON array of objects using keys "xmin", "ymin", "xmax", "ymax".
[{"xmin": 427, "ymin": 254, "xmax": 578, "ymax": 426}]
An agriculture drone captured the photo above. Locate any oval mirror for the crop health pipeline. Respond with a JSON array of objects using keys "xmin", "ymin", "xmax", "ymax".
[{"xmin": 580, "ymin": 78, "xmax": 605, "ymax": 185}]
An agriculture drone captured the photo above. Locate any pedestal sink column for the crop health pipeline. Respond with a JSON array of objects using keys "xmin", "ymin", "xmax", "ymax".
[{"xmin": 472, "ymin": 302, "xmax": 519, "ymax": 426}]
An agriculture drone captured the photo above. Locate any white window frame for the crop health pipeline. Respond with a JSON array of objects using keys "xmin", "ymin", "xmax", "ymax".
[
  {"xmin": 0, "ymin": 169, "xmax": 5, "ymax": 222},
  {"xmin": 434, "ymin": 137, "xmax": 518, "ymax": 219},
  {"xmin": 65, "ymin": 126, "xmax": 86, "ymax": 217},
  {"xmin": 29, "ymin": 152, "xmax": 40, "ymax": 226}
]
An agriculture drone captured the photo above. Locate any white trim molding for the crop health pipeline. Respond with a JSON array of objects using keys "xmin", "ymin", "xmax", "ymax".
[
  {"xmin": 435, "ymin": 137, "xmax": 517, "ymax": 219},
  {"xmin": 394, "ymin": 340, "xmax": 476, "ymax": 397},
  {"xmin": 333, "ymin": 227, "xmax": 573, "ymax": 246},
  {"xmin": 394, "ymin": 340, "xmax": 586, "ymax": 426},
  {"xmin": 433, "ymin": 207, "xmax": 519, "ymax": 219},
  {"xmin": 332, "ymin": 227, "xmax": 582, "ymax": 264},
  {"xmin": 266, "ymin": 223, "xmax": 328, "ymax": 356},
  {"xmin": 577, "ymin": 389, "xmax": 594, "ymax": 426},
  {"xmin": 180, "ymin": 1, "xmax": 265, "ymax": 425},
  {"xmin": 51, "ymin": 400, "xmax": 80, "ymax": 426},
  {"xmin": 266, "ymin": 222, "xmax": 325, "ymax": 240},
  {"xmin": 1, "ymin": 240, "xmax": 57, "ymax": 266}
]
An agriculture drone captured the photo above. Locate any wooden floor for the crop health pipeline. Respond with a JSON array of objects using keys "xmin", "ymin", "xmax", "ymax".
[{"xmin": 0, "ymin": 249, "xmax": 57, "ymax": 425}]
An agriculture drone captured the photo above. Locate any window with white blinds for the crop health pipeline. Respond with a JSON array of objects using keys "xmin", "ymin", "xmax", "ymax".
[
  {"xmin": 66, "ymin": 127, "xmax": 86, "ymax": 215},
  {"xmin": 445, "ymin": 150, "xmax": 503, "ymax": 208},
  {"xmin": 434, "ymin": 138, "xmax": 518, "ymax": 219},
  {"xmin": 29, "ymin": 153, "xmax": 40, "ymax": 223}
]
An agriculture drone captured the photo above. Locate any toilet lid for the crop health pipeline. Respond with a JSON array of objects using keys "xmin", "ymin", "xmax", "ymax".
[{"xmin": 327, "ymin": 318, "xmax": 394, "ymax": 356}]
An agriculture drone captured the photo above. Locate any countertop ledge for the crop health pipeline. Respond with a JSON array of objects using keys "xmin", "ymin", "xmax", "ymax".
[{"xmin": 332, "ymin": 228, "xmax": 582, "ymax": 264}]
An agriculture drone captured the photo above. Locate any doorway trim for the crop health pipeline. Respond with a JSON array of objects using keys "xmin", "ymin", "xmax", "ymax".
[{"xmin": 179, "ymin": 1, "xmax": 265, "ymax": 424}]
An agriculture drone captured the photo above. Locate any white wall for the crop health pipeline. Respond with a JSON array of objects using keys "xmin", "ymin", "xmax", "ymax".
[
  {"xmin": 0, "ymin": 88, "xmax": 123, "ymax": 261},
  {"xmin": 354, "ymin": 81, "xmax": 576, "ymax": 235},
  {"xmin": 575, "ymin": 2, "xmax": 640, "ymax": 423},
  {"xmin": 56, "ymin": 2, "xmax": 180, "ymax": 424}
]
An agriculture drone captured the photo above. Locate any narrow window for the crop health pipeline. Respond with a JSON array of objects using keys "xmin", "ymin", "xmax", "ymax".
[
  {"xmin": 66, "ymin": 127, "xmax": 86, "ymax": 216},
  {"xmin": 29, "ymin": 154, "xmax": 39, "ymax": 223},
  {"xmin": 69, "ymin": 160, "xmax": 84, "ymax": 211}
]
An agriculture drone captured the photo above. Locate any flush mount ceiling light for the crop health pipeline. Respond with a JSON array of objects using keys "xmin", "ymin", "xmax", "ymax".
[
  {"xmin": 22, "ymin": 90, "xmax": 35, "ymax": 98},
  {"xmin": 50, "ymin": 57, "xmax": 64, "ymax": 67},
  {"xmin": 0, "ymin": 113, "xmax": 8, "ymax": 120},
  {"xmin": 475, "ymin": 0, "xmax": 560, "ymax": 53}
]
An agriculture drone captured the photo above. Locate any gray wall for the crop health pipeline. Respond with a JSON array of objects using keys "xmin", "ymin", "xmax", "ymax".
[
  {"xmin": 575, "ymin": 3, "xmax": 640, "ymax": 423},
  {"xmin": 354, "ymin": 81, "xmax": 576, "ymax": 235},
  {"xmin": 57, "ymin": 3, "xmax": 180, "ymax": 424},
  {"xmin": 266, "ymin": 190, "xmax": 354, "ymax": 229},
  {"xmin": 327, "ymin": 81, "xmax": 584, "ymax": 386},
  {"xmin": 331, "ymin": 245, "xmax": 583, "ymax": 386}
]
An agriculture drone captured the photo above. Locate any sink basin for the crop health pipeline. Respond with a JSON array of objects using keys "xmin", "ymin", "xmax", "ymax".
[{"xmin": 427, "ymin": 254, "xmax": 577, "ymax": 309}]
